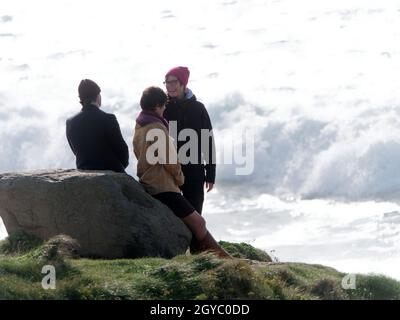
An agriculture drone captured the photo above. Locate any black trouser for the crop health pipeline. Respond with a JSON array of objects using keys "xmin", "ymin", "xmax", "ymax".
[{"xmin": 180, "ymin": 180, "xmax": 205, "ymax": 215}]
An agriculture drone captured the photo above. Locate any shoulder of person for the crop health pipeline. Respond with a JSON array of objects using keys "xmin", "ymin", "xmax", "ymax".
[
  {"xmin": 193, "ymin": 98, "xmax": 204, "ymax": 106},
  {"xmin": 101, "ymin": 112, "xmax": 122, "ymax": 131},
  {"xmin": 66, "ymin": 111, "xmax": 82, "ymax": 125},
  {"xmin": 187, "ymin": 97, "xmax": 206, "ymax": 111},
  {"xmin": 194, "ymin": 100, "xmax": 210, "ymax": 116},
  {"xmin": 103, "ymin": 111, "xmax": 118, "ymax": 122}
]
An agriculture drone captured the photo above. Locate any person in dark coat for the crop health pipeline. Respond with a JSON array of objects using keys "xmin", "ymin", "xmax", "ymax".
[
  {"xmin": 163, "ymin": 66, "xmax": 216, "ymax": 214},
  {"xmin": 66, "ymin": 79, "xmax": 129, "ymax": 173}
]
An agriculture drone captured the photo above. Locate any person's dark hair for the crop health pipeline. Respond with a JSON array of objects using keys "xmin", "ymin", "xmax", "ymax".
[
  {"xmin": 140, "ymin": 86, "xmax": 168, "ymax": 111},
  {"xmin": 78, "ymin": 79, "xmax": 101, "ymax": 106}
]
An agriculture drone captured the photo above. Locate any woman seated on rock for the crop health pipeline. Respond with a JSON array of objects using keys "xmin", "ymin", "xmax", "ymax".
[{"xmin": 133, "ymin": 86, "xmax": 231, "ymax": 258}]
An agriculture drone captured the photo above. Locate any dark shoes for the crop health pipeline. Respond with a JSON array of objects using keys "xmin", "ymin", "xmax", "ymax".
[{"xmin": 190, "ymin": 231, "xmax": 233, "ymax": 259}]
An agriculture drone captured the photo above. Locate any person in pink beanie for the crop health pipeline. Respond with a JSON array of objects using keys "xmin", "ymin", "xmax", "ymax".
[{"xmin": 163, "ymin": 66, "xmax": 216, "ymax": 217}]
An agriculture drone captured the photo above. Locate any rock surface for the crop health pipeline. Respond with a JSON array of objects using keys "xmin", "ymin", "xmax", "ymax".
[{"xmin": 0, "ymin": 169, "xmax": 192, "ymax": 258}]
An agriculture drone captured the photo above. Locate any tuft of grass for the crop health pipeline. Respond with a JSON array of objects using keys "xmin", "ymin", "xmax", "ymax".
[
  {"xmin": 32, "ymin": 234, "xmax": 80, "ymax": 261},
  {"xmin": 219, "ymin": 241, "xmax": 272, "ymax": 262},
  {"xmin": 0, "ymin": 230, "xmax": 44, "ymax": 255},
  {"xmin": 202, "ymin": 259, "xmax": 273, "ymax": 299},
  {"xmin": 347, "ymin": 274, "xmax": 400, "ymax": 300},
  {"xmin": 310, "ymin": 278, "xmax": 347, "ymax": 300}
]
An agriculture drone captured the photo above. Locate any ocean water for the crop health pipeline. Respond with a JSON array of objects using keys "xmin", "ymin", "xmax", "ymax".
[{"xmin": 1, "ymin": 0, "xmax": 400, "ymax": 279}]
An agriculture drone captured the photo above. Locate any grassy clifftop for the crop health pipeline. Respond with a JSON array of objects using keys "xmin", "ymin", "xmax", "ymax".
[{"xmin": 1, "ymin": 231, "xmax": 400, "ymax": 300}]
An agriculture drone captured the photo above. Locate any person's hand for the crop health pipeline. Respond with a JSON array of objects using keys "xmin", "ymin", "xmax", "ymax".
[{"xmin": 205, "ymin": 182, "xmax": 214, "ymax": 193}]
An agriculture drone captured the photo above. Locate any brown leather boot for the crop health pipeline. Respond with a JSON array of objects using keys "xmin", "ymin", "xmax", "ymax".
[{"xmin": 191, "ymin": 231, "xmax": 232, "ymax": 259}]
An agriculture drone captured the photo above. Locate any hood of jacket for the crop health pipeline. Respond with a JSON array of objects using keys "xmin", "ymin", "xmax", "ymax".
[{"xmin": 136, "ymin": 110, "xmax": 169, "ymax": 129}]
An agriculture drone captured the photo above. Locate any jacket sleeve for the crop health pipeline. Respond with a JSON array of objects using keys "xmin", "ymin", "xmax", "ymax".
[
  {"xmin": 201, "ymin": 105, "xmax": 216, "ymax": 183},
  {"xmin": 106, "ymin": 114, "xmax": 129, "ymax": 169},
  {"xmin": 66, "ymin": 119, "xmax": 76, "ymax": 155}
]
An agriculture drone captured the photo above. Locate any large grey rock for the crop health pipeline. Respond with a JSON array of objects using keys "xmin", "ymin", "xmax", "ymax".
[{"xmin": 0, "ymin": 169, "xmax": 192, "ymax": 259}]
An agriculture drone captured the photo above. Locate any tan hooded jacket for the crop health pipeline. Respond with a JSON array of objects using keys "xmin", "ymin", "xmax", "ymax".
[{"xmin": 133, "ymin": 122, "xmax": 184, "ymax": 195}]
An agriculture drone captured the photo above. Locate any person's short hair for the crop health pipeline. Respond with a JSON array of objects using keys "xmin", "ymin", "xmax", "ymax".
[
  {"xmin": 140, "ymin": 86, "xmax": 168, "ymax": 111},
  {"xmin": 78, "ymin": 79, "xmax": 101, "ymax": 106}
]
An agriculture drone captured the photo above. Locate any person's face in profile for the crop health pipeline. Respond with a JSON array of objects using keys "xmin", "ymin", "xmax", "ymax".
[{"xmin": 165, "ymin": 75, "xmax": 185, "ymax": 99}]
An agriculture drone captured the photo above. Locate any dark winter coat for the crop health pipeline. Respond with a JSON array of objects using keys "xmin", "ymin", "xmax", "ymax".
[
  {"xmin": 163, "ymin": 90, "xmax": 216, "ymax": 183},
  {"xmin": 66, "ymin": 104, "xmax": 129, "ymax": 173}
]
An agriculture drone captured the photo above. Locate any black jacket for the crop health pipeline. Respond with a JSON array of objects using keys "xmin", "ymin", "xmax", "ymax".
[
  {"xmin": 66, "ymin": 104, "xmax": 129, "ymax": 173},
  {"xmin": 163, "ymin": 92, "xmax": 216, "ymax": 183}
]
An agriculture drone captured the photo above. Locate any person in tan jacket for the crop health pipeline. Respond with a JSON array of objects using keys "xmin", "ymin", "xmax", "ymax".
[{"xmin": 133, "ymin": 86, "xmax": 231, "ymax": 258}]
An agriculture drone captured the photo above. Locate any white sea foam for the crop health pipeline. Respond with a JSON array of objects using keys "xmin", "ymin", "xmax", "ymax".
[{"xmin": 203, "ymin": 191, "xmax": 400, "ymax": 279}]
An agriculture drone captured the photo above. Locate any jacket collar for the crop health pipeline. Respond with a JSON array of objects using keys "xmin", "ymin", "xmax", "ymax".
[
  {"xmin": 168, "ymin": 88, "xmax": 196, "ymax": 105},
  {"xmin": 81, "ymin": 103, "xmax": 100, "ymax": 111}
]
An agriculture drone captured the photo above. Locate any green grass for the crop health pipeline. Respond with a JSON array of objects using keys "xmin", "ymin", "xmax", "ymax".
[
  {"xmin": 218, "ymin": 241, "xmax": 272, "ymax": 262},
  {"xmin": 1, "ymin": 232, "xmax": 400, "ymax": 300},
  {"xmin": 0, "ymin": 230, "xmax": 44, "ymax": 255}
]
